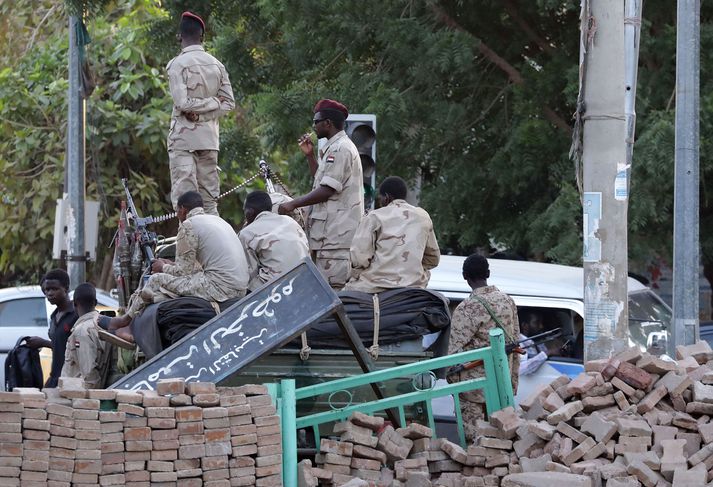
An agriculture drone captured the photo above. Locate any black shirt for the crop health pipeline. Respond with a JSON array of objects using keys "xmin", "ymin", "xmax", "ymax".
[{"xmin": 46, "ymin": 305, "xmax": 78, "ymax": 388}]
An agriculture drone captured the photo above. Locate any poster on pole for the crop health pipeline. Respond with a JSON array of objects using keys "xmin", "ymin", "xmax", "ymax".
[{"xmin": 583, "ymin": 192, "xmax": 602, "ymax": 262}]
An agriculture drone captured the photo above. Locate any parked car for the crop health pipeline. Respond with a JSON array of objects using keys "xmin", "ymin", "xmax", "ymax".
[
  {"xmin": 0, "ymin": 285, "xmax": 119, "ymax": 387},
  {"xmin": 426, "ymin": 255, "xmax": 673, "ymax": 408}
]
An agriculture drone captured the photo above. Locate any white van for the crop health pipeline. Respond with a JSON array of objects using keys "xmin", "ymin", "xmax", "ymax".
[{"xmin": 427, "ymin": 255, "xmax": 672, "ymax": 404}]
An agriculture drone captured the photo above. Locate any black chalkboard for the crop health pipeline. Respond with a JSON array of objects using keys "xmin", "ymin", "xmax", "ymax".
[{"xmin": 111, "ymin": 258, "xmax": 341, "ymax": 391}]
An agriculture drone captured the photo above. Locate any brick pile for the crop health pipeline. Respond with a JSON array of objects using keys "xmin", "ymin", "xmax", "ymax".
[
  {"xmin": 0, "ymin": 378, "xmax": 281, "ymax": 487},
  {"xmin": 299, "ymin": 341, "xmax": 713, "ymax": 486}
]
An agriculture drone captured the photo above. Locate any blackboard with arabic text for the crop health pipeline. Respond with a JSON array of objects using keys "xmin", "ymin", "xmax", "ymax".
[{"xmin": 111, "ymin": 258, "xmax": 340, "ymax": 391}]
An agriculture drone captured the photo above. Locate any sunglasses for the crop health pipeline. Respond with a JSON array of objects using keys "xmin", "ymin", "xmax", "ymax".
[{"xmin": 312, "ymin": 118, "xmax": 326, "ymax": 125}]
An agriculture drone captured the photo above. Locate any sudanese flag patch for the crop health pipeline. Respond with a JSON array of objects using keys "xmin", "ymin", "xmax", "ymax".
[{"xmin": 326, "ymin": 155, "xmax": 335, "ymax": 163}]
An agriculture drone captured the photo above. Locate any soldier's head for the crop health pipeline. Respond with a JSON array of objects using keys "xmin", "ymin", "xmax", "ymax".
[
  {"xmin": 378, "ymin": 176, "xmax": 408, "ymax": 207},
  {"xmin": 243, "ymin": 191, "xmax": 273, "ymax": 224},
  {"xmin": 177, "ymin": 191, "xmax": 204, "ymax": 222},
  {"xmin": 73, "ymin": 283, "xmax": 97, "ymax": 316},
  {"xmin": 462, "ymin": 254, "xmax": 489, "ymax": 289},
  {"xmin": 178, "ymin": 11, "xmax": 205, "ymax": 47},
  {"xmin": 313, "ymin": 99, "xmax": 348, "ymax": 139},
  {"xmin": 40, "ymin": 269, "xmax": 70, "ymax": 305}
]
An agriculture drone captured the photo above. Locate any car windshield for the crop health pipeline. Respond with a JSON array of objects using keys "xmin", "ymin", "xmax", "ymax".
[{"xmin": 628, "ymin": 291, "xmax": 672, "ymax": 354}]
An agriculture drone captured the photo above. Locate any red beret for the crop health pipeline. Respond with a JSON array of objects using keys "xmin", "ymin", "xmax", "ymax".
[
  {"xmin": 182, "ymin": 11, "xmax": 205, "ymax": 32},
  {"xmin": 314, "ymin": 99, "xmax": 349, "ymax": 118}
]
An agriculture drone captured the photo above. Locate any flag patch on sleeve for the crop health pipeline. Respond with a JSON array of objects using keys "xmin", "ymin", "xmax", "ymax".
[{"xmin": 326, "ymin": 155, "xmax": 335, "ymax": 163}]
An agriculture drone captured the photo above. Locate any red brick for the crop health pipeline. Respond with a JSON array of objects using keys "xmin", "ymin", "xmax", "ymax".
[
  {"xmin": 125, "ymin": 427, "xmax": 151, "ymax": 441},
  {"xmin": 175, "ymin": 407, "xmax": 203, "ymax": 422}
]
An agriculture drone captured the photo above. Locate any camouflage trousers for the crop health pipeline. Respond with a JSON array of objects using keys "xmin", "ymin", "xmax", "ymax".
[
  {"xmin": 459, "ymin": 398, "xmax": 486, "ymax": 442},
  {"xmin": 312, "ymin": 249, "xmax": 350, "ymax": 291},
  {"xmin": 169, "ymin": 149, "xmax": 220, "ymax": 216},
  {"xmin": 126, "ymin": 272, "xmax": 246, "ymax": 318}
]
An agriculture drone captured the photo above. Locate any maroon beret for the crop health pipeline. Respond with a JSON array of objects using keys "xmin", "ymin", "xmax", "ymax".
[
  {"xmin": 182, "ymin": 11, "xmax": 205, "ymax": 32},
  {"xmin": 313, "ymin": 99, "xmax": 349, "ymax": 118}
]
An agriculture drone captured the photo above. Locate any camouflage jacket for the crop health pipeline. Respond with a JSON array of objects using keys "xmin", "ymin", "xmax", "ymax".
[
  {"xmin": 238, "ymin": 211, "xmax": 310, "ymax": 291},
  {"xmin": 447, "ymin": 285, "xmax": 520, "ymax": 394},
  {"xmin": 167, "ymin": 45, "xmax": 234, "ymax": 151},
  {"xmin": 308, "ymin": 131, "xmax": 364, "ymax": 250},
  {"xmin": 344, "ymin": 199, "xmax": 440, "ymax": 293},
  {"xmin": 163, "ymin": 208, "xmax": 249, "ymax": 297},
  {"xmin": 61, "ymin": 311, "xmax": 111, "ymax": 389}
]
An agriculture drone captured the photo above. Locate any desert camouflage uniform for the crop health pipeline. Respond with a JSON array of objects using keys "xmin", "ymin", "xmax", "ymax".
[
  {"xmin": 127, "ymin": 208, "xmax": 248, "ymax": 317},
  {"xmin": 344, "ymin": 199, "xmax": 440, "ymax": 293},
  {"xmin": 238, "ymin": 210, "xmax": 309, "ymax": 291},
  {"xmin": 61, "ymin": 311, "xmax": 112, "ymax": 389},
  {"xmin": 167, "ymin": 45, "xmax": 235, "ymax": 216},
  {"xmin": 447, "ymin": 285, "xmax": 520, "ymax": 440},
  {"xmin": 308, "ymin": 131, "xmax": 364, "ymax": 289}
]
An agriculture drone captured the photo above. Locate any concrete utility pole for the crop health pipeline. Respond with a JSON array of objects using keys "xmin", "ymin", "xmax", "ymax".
[
  {"xmin": 67, "ymin": 16, "xmax": 86, "ymax": 288},
  {"xmin": 580, "ymin": 0, "xmax": 638, "ymax": 361},
  {"xmin": 672, "ymin": 0, "xmax": 700, "ymax": 350}
]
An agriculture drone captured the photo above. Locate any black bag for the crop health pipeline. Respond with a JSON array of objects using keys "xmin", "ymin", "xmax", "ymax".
[{"xmin": 4, "ymin": 336, "xmax": 44, "ymax": 391}]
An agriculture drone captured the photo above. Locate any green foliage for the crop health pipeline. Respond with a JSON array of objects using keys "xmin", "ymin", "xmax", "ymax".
[{"xmin": 7, "ymin": 0, "xmax": 713, "ymax": 285}]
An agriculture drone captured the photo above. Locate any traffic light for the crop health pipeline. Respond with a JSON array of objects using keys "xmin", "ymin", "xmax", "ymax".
[{"xmin": 345, "ymin": 114, "xmax": 377, "ymax": 210}]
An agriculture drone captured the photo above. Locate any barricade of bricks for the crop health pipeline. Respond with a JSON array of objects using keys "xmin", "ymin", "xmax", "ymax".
[
  {"xmin": 1, "ymin": 378, "xmax": 281, "ymax": 487},
  {"xmin": 298, "ymin": 341, "xmax": 713, "ymax": 487}
]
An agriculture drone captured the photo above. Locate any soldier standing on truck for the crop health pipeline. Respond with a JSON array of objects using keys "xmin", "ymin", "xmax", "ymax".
[
  {"xmin": 278, "ymin": 99, "xmax": 364, "ymax": 290},
  {"xmin": 343, "ymin": 176, "xmax": 440, "ymax": 293},
  {"xmin": 239, "ymin": 191, "xmax": 309, "ymax": 292},
  {"xmin": 447, "ymin": 254, "xmax": 520, "ymax": 440},
  {"xmin": 102, "ymin": 191, "xmax": 249, "ymax": 348},
  {"xmin": 167, "ymin": 11, "xmax": 235, "ymax": 216}
]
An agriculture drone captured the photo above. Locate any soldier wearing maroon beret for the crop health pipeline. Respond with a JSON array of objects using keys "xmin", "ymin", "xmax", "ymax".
[
  {"xmin": 278, "ymin": 99, "xmax": 364, "ymax": 289},
  {"xmin": 166, "ymin": 11, "xmax": 235, "ymax": 216}
]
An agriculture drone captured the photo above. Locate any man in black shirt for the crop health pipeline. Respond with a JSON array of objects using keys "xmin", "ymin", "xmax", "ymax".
[{"xmin": 26, "ymin": 269, "xmax": 78, "ymax": 388}]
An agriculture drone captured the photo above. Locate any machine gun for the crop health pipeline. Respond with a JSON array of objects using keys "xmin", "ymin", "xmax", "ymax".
[
  {"xmin": 121, "ymin": 178, "xmax": 157, "ymax": 265},
  {"xmin": 447, "ymin": 328, "xmax": 562, "ymax": 377},
  {"xmin": 113, "ymin": 178, "xmax": 159, "ymax": 307}
]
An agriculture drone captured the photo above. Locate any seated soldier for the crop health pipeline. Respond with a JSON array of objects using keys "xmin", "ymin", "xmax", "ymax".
[
  {"xmin": 239, "ymin": 191, "xmax": 310, "ymax": 291},
  {"xmin": 343, "ymin": 176, "xmax": 440, "ymax": 293},
  {"xmin": 104, "ymin": 191, "xmax": 249, "ymax": 347},
  {"xmin": 61, "ymin": 283, "xmax": 113, "ymax": 388}
]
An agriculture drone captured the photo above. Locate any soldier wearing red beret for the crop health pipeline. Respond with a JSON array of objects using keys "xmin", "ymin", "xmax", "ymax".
[
  {"xmin": 166, "ymin": 11, "xmax": 235, "ymax": 216},
  {"xmin": 278, "ymin": 99, "xmax": 365, "ymax": 289}
]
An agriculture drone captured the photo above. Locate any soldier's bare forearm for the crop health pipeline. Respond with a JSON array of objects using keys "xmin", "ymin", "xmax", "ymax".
[
  {"xmin": 306, "ymin": 153, "xmax": 318, "ymax": 176},
  {"xmin": 291, "ymin": 185, "xmax": 335, "ymax": 209}
]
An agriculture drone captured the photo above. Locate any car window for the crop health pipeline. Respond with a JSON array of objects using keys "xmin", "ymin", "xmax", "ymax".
[
  {"xmin": 628, "ymin": 291, "xmax": 672, "ymax": 354},
  {"xmin": 0, "ymin": 298, "xmax": 47, "ymax": 328}
]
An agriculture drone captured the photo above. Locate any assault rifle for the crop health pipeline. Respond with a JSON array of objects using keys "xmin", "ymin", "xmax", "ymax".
[
  {"xmin": 447, "ymin": 328, "xmax": 562, "ymax": 377},
  {"xmin": 121, "ymin": 178, "xmax": 157, "ymax": 265}
]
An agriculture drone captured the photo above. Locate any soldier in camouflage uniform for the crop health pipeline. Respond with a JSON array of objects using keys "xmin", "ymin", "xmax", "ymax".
[
  {"xmin": 104, "ymin": 192, "xmax": 249, "ymax": 347},
  {"xmin": 239, "ymin": 191, "xmax": 309, "ymax": 291},
  {"xmin": 167, "ymin": 12, "xmax": 235, "ymax": 216},
  {"xmin": 447, "ymin": 254, "xmax": 520, "ymax": 441},
  {"xmin": 61, "ymin": 283, "xmax": 113, "ymax": 389},
  {"xmin": 344, "ymin": 176, "xmax": 440, "ymax": 293},
  {"xmin": 278, "ymin": 99, "xmax": 364, "ymax": 290}
]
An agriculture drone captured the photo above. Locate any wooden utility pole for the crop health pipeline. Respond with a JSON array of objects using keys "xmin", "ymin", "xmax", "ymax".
[{"xmin": 578, "ymin": 0, "xmax": 640, "ymax": 361}]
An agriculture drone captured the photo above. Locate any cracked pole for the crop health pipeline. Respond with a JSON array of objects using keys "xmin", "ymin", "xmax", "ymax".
[{"xmin": 580, "ymin": 0, "xmax": 639, "ymax": 361}]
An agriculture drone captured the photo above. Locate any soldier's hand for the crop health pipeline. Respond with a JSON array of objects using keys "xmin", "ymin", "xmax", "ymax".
[
  {"xmin": 277, "ymin": 202, "xmax": 294, "ymax": 215},
  {"xmin": 151, "ymin": 259, "xmax": 165, "ymax": 273},
  {"xmin": 183, "ymin": 112, "xmax": 199, "ymax": 123},
  {"xmin": 298, "ymin": 133, "xmax": 314, "ymax": 156}
]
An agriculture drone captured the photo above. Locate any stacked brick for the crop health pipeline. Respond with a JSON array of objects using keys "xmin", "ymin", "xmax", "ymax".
[
  {"xmin": 299, "ymin": 341, "xmax": 713, "ymax": 486},
  {"xmin": 2, "ymin": 378, "xmax": 280, "ymax": 487}
]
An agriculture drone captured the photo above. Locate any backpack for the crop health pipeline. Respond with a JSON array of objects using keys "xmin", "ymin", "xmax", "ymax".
[{"xmin": 4, "ymin": 336, "xmax": 44, "ymax": 391}]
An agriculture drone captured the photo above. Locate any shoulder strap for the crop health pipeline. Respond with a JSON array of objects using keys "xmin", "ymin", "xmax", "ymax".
[{"xmin": 471, "ymin": 294, "xmax": 515, "ymax": 344}]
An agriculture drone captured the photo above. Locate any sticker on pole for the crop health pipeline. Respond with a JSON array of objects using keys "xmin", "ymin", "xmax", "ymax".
[
  {"xmin": 583, "ymin": 192, "xmax": 602, "ymax": 262},
  {"xmin": 614, "ymin": 163, "xmax": 630, "ymax": 201}
]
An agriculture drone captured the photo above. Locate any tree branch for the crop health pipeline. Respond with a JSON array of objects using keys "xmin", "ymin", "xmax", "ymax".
[
  {"xmin": 431, "ymin": 4, "xmax": 571, "ymax": 134},
  {"xmin": 502, "ymin": 0, "xmax": 554, "ymax": 56}
]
